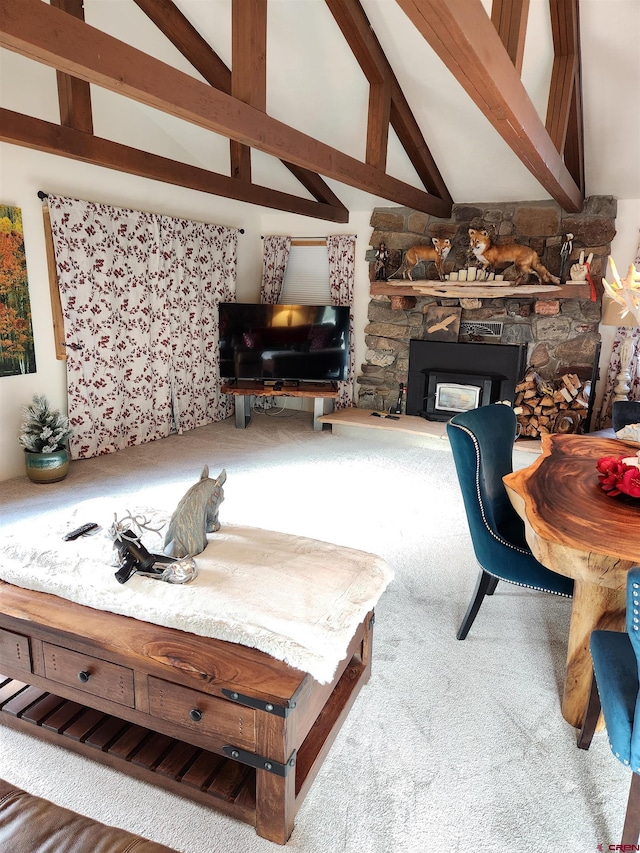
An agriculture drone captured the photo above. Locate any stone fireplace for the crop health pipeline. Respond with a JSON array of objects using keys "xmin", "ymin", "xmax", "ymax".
[{"xmin": 358, "ymin": 197, "xmax": 616, "ymax": 426}]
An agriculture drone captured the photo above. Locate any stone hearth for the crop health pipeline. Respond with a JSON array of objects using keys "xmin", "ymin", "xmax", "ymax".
[{"xmin": 358, "ymin": 197, "xmax": 615, "ymax": 415}]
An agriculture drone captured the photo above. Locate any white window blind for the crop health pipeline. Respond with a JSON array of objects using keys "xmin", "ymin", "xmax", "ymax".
[{"xmin": 279, "ymin": 245, "xmax": 331, "ymax": 305}]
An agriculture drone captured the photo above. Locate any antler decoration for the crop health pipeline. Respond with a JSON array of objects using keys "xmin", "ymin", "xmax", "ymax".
[
  {"xmin": 602, "ymin": 256, "xmax": 640, "ymax": 325},
  {"xmin": 109, "ymin": 511, "xmax": 164, "ymax": 543}
]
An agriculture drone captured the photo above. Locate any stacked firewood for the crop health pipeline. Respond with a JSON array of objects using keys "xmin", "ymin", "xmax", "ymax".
[{"xmin": 513, "ymin": 370, "xmax": 591, "ymax": 438}]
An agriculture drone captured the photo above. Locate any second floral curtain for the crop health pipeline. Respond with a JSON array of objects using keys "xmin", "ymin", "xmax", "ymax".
[
  {"xmin": 327, "ymin": 235, "xmax": 356, "ymax": 409},
  {"xmin": 255, "ymin": 236, "xmax": 291, "ymax": 410}
]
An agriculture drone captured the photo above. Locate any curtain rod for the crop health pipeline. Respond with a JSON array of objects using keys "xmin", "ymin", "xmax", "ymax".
[
  {"xmin": 37, "ymin": 191, "xmax": 245, "ymax": 233},
  {"xmin": 260, "ymin": 235, "xmax": 357, "ymax": 240}
]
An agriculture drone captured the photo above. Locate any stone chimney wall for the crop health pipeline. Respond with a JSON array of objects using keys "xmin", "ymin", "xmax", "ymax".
[{"xmin": 358, "ymin": 196, "xmax": 616, "ymax": 413}]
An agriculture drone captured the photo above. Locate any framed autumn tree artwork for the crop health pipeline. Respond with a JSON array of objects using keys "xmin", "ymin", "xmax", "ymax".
[{"xmin": 0, "ymin": 205, "xmax": 36, "ymax": 376}]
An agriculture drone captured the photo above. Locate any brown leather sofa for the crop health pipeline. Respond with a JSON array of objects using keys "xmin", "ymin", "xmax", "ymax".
[{"xmin": 0, "ymin": 778, "xmax": 177, "ymax": 852}]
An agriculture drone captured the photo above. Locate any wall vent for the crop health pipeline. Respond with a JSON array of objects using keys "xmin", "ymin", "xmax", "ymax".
[{"xmin": 459, "ymin": 321, "xmax": 504, "ymax": 338}]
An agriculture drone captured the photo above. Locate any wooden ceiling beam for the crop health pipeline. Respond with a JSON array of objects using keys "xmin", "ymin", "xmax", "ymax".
[
  {"xmin": 324, "ymin": 0, "xmax": 388, "ymax": 83},
  {"xmin": 0, "ymin": 108, "xmax": 349, "ymax": 223},
  {"xmin": 366, "ymin": 81, "xmax": 391, "ymax": 171},
  {"xmin": 563, "ymin": 79, "xmax": 584, "ymax": 195},
  {"xmin": 230, "ymin": 0, "xmax": 267, "ymax": 183},
  {"xmin": 50, "ymin": 0, "xmax": 92, "ymax": 134},
  {"xmin": 0, "ymin": 0, "xmax": 450, "ymax": 216},
  {"xmin": 395, "ymin": 0, "xmax": 583, "ymax": 212},
  {"xmin": 546, "ymin": 52, "xmax": 577, "ymax": 151},
  {"xmin": 325, "ymin": 0, "xmax": 452, "ymax": 203},
  {"xmin": 547, "ymin": 0, "xmax": 584, "ymax": 193},
  {"xmin": 491, "ymin": 0, "xmax": 529, "ymax": 75},
  {"xmin": 132, "ymin": 0, "xmax": 231, "ymax": 91},
  {"xmin": 132, "ymin": 0, "xmax": 345, "ymax": 212}
]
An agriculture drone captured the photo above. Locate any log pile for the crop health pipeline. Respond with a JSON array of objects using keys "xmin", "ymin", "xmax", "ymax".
[{"xmin": 513, "ymin": 370, "xmax": 591, "ymax": 438}]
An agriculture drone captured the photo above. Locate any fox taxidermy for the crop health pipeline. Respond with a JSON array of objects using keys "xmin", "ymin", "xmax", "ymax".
[
  {"xmin": 393, "ymin": 238, "xmax": 451, "ymax": 281},
  {"xmin": 468, "ymin": 229, "xmax": 560, "ymax": 285}
]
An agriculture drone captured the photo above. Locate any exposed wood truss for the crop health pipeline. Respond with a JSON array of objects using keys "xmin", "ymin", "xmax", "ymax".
[
  {"xmin": 0, "ymin": 0, "xmax": 586, "ymax": 217},
  {"xmin": 50, "ymin": 0, "xmax": 93, "ymax": 134},
  {"xmin": 491, "ymin": 0, "xmax": 530, "ymax": 76},
  {"xmin": 0, "ymin": 108, "xmax": 348, "ymax": 222},
  {"xmin": 395, "ymin": 0, "xmax": 584, "ymax": 212},
  {"xmin": 131, "ymin": 0, "xmax": 346, "ymax": 210},
  {"xmin": 324, "ymin": 0, "xmax": 452, "ymax": 203},
  {"xmin": 0, "ymin": 0, "xmax": 452, "ymax": 219},
  {"xmin": 546, "ymin": 0, "xmax": 584, "ymax": 194}
]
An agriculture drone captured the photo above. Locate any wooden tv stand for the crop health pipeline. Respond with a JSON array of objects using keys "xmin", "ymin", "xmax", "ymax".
[
  {"xmin": 221, "ymin": 381, "xmax": 338, "ymax": 431},
  {"xmin": 0, "ymin": 581, "xmax": 373, "ymax": 844}
]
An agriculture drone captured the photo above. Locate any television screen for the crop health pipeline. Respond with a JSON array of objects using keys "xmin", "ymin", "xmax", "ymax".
[{"xmin": 218, "ymin": 303, "xmax": 350, "ymax": 383}]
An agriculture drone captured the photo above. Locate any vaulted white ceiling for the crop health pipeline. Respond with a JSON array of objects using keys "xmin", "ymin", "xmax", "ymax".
[{"xmin": 2, "ymin": 0, "xmax": 639, "ymax": 217}]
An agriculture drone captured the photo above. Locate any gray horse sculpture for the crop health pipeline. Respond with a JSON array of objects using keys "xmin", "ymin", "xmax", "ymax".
[{"xmin": 164, "ymin": 466, "xmax": 226, "ymax": 558}]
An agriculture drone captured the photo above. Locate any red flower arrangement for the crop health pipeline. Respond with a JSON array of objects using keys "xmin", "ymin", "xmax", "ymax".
[{"xmin": 597, "ymin": 455, "xmax": 640, "ymax": 498}]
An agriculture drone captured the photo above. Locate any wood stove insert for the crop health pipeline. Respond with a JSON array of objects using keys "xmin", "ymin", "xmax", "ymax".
[{"xmin": 406, "ymin": 340, "xmax": 527, "ymax": 421}]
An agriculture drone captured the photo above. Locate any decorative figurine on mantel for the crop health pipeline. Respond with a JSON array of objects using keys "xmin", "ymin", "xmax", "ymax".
[
  {"xmin": 559, "ymin": 233, "xmax": 574, "ymax": 282},
  {"xmin": 569, "ymin": 250, "xmax": 594, "ymax": 282},
  {"xmin": 569, "ymin": 250, "xmax": 597, "ymax": 300},
  {"xmin": 374, "ymin": 242, "xmax": 390, "ymax": 280},
  {"xmin": 389, "ymin": 237, "xmax": 451, "ymax": 281},
  {"xmin": 164, "ymin": 466, "xmax": 227, "ymax": 558},
  {"xmin": 468, "ymin": 228, "xmax": 560, "ymax": 285}
]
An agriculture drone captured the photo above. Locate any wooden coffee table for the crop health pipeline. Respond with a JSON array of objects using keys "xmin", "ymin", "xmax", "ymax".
[{"xmin": 0, "ymin": 580, "xmax": 373, "ymax": 844}]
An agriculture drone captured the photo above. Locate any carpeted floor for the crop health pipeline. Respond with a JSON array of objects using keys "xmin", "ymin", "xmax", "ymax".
[{"xmin": 0, "ymin": 409, "xmax": 631, "ymax": 852}]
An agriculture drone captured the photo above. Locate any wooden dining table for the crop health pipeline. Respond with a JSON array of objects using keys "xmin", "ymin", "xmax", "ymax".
[{"xmin": 503, "ymin": 432, "xmax": 640, "ymax": 728}]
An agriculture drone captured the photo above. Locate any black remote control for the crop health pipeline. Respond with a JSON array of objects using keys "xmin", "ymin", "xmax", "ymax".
[{"xmin": 63, "ymin": 522, "xmax": 100, "ymax": 541}]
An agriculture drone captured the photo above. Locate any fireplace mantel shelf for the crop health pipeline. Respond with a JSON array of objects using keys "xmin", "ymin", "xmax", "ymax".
[{"xmin": 370, "ymin": 282, "xmax": 594, "ymax": 300}]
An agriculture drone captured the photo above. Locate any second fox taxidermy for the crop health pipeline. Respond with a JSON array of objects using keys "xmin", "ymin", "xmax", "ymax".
[{"xmin": 468, "ymin": 228, "xmax": 560, "ymax": 285}]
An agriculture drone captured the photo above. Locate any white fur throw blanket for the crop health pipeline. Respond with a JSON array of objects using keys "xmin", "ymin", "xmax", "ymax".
[{"xmin": 0, "ymin": 499, "xmax": 394, "ymax": 684}]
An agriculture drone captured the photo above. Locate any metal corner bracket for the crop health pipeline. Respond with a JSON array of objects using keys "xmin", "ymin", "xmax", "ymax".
[
  {"xmin": 222, "ymin": 688, "xmax": 294, "ymax": 718},
  {"xmin": 222, "ymin": 745, "xmax": 297, "ymax": 777}
]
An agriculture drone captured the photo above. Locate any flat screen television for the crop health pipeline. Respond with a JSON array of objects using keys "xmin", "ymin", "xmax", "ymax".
[{"xmin": 218, "ymin": 302, "xmax": 350, "ymax": 383}]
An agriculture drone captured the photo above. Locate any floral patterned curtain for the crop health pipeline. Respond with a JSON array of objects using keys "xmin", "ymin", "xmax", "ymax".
[
  {"xmin": 48, "ymin": 195, "xmax": 237, "ymax": 459},
  {"xmin": 164, "ymin": 216, "xmax": 237, "ymax": 432},
  {"xmin": 260, "ymin": 236, "xmax": 291, "ymax": 304},
  {"xmin": 327, "ymin": 235, "xmax": 356, "ymax": 408},
  {"xmin": 255, "ymin": 236, "xmax": 291, "ymax": 411},
  {"xmin": 596, "ymin": 234, "xmax": 640, "ymax": 428}
]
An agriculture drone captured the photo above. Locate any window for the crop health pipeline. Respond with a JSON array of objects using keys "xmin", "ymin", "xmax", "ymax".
[{"xmin": 279, "ymin": 243, "xmax": 331, "ymax": 305}]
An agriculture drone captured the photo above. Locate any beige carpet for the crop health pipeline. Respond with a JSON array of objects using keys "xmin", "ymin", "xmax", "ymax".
[{"xmin": 0, "ymin": 409, "xmax": 631, "ymax": 852}]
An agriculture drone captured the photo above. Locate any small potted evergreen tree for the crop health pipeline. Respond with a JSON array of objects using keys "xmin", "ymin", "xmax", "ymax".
[{"xmin": 19, "ymin": 394, "xmax": 72, "ymax": 483}]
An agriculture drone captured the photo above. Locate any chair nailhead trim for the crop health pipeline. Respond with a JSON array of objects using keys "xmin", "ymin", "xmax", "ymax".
[{"xmin": 451, "ymin": 422, "xmax": 572, "ymax": 598}]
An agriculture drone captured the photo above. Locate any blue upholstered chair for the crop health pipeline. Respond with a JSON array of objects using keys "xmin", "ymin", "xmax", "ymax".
[
  {"xmin": 578, "ymin": 567, "xmax": 640, "ymax": 846},
  {"xmin": 446, "ymin": 404, "xmax": 574, "ymax": 640},
  {"xmin": 613, "ymin": 400, "xmax": 640, "ymax": 433}
]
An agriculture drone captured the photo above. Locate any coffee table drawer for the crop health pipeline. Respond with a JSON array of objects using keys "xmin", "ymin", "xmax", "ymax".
[
  {"xmin": 43, "ymin": 643, "xmax": 135, "ymax": 707},
  {"xmin": 0, "ymin": 628, "xmax": 31, "ymax": 674},
  {"xmin": 148, "ymin": 677, "xmax": 256, "ymax": 750}
]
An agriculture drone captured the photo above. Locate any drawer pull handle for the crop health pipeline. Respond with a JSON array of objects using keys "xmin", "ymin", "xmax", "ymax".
[
  {"xmin": 189, "ymin": 708, "xmax": 203, "ymax": 723},
  {"xmin": 78, "ymin": 671, "xmax": 90, "ymax": 683}
]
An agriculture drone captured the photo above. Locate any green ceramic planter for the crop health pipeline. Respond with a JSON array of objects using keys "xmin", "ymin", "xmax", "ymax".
[{"xmin": 24, "ymin": 449, "xmax": 70, "ymax": 484}]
